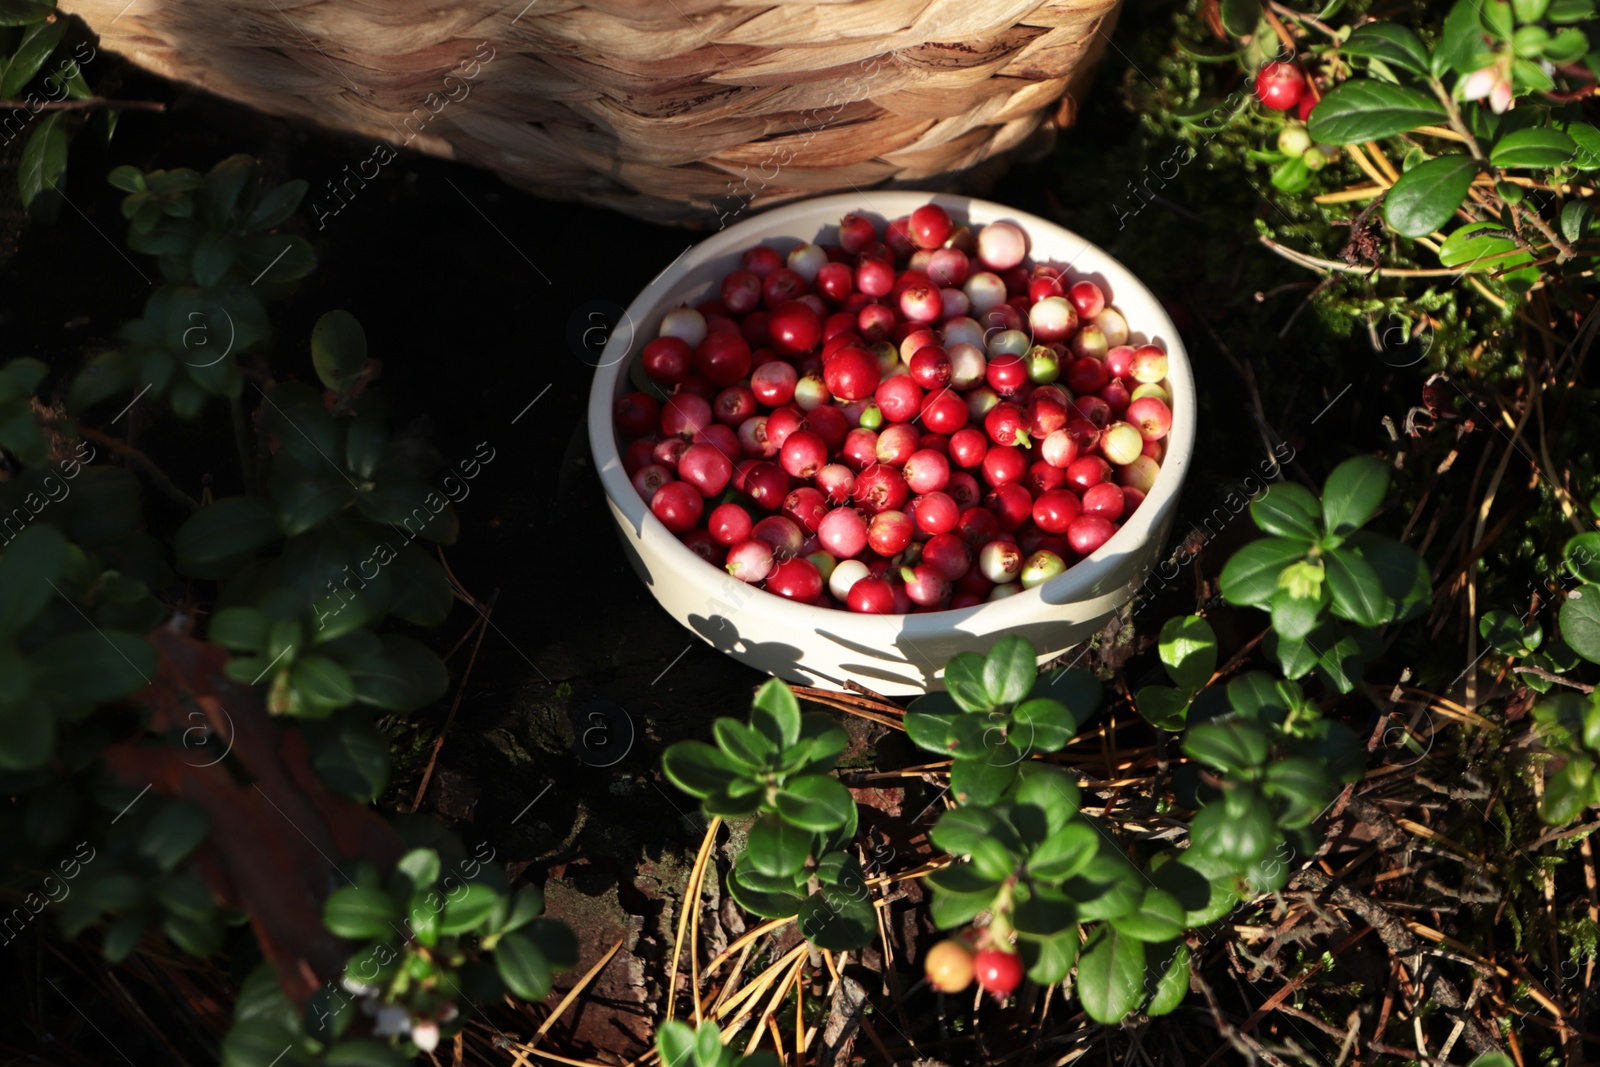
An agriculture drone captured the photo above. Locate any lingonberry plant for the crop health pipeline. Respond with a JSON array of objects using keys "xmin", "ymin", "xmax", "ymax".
[
  {"xmin": 661, "ymin": 680, "xmax": 872, "ymax": 949},
  {"xmin": 1217, "ymin": 456, "xmax": 1429, "ymax": 691},
  {"xmin": 1244, "ymin": 0, "xmax": 1599, "ymax": 292},
  {"xmin": 655, "ymin": 1020, "xmax": 780, "ymax": 1067},
  {"xmin": 1133, "ymin": 614, "xmax": 1219, "ymax": 730},
  {"xmin": 1527, "ymin": 692, "xmax": 1600, "ymax": 823},
  {"xmin": 902, "ymin": 635, "xmax": 1102, "ymax": 804},
  {"xmin": 1479, "ymin": 608, "xmax": 1579, "ymax": 691},
  {"xmin": 1, "ymin": 0, "xmax": 107, "ymax": 220},
  {"xmin": 226, "ymin": 846, "xmax": 575, "ymax": 1062},
  {"xmin": 0, "ymin": 153, "xmax": 574, "ymax": 1067},
  {"xmin": 914, "ymin": 645, "xmax": 1360, "ymax": 1022}
]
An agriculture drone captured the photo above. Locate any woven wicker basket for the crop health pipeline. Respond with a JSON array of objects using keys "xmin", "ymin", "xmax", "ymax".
[{"xmin": 62, "ymin": 0, "xmax": 1122, "ymax": 224}]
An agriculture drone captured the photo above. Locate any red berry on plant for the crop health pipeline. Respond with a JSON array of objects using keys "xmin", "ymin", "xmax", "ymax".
[
  {"xmin": 1255, "ymin": 61, "xmax": 1306, "ymax": 112},
  {"xmin": 974, "ymin": 948, "xmax": 1023, "ymax": 999}
]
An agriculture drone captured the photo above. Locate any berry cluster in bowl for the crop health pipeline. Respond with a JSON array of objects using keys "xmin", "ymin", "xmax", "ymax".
[{"xmin": 612, "ymin": 204, "xmax": 1175, "ymax": 615}]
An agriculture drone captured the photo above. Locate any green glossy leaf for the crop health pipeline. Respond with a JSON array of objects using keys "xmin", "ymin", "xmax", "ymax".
[
  {"xmin": 1307, "ymin": 82, "xmax": 1447, "ymax": 145},
  {"xmin": 1152, "ymin": 851, "xmax": 1239, "ymax": 926},
  {"xmin": 1480, "ymin": 609, "xmax": 1537, "ymax": 654},
  {"xmin": 1271, "ymin": 587, "xmax": 1324, "ymax": 641},
  {"xmin": 324, "ymin": 886, "xmax": 400, "ymax": 940},
  {"xmin": 302, "ymin": 710, "xmax": 389, "ymax": 802},
  {"xmin": 174, "ymin": 496, "xmax": 280, "ymax": 578},
  {"xmin": 1438, "ymin": 222, "xmax": 1526, "ymax": 270},
  {"xmin": 1490, "ymin": 127, "xmax": 1577, "ymax": 168},
  {"xmin": 750, "ymin": 677, "xmax": 801, "ymax": 749},
  {"xmin": 1221, "ymin": 0, "xmax": 1259, "ymax": 36},
  {"xmin": 347, "ymin": 635, "xmax": 447, "ymax": 712},
  {"xmin": 1146, "ymin": 941, "xmax": 1191, "ymax": 1016},
  {"xmin": 662, "ymin": 740, "xmax": 743, "ymax": 798},
  {"xmin": 942, "ymin": 650, "xmax": 992, "ymax": 712},
  {"xmin": 324, "ymin": 1041, "xmax": 407, "ymax": 1067},
  {"xmin": 245, "ymin": 179, "xmax": 309, "ymax": 231},
  {"xmin": 495, "ymin": 930, "xmax": 553, "ymax": 1000},
  {"xmin": 774, "ymin": 774, "xmax": 853, "ymax": 832},
  {"xmin": 1136, "ymin": 685, "xmax": 1190, "ymax": 731},
  {"xmin": 656, "ymin": 1021, "xmax": 696, "ymax": 1067},
  {"xmin": 950, "ymin": 752, "xmax": 1016, "ymax": 805},
  {"xmin": 292, "ymin": 654, "xmax": 355, "ymax": 710},
  {"xmin": 1250, "ymin": 483, "xmax": 1322, "ymax": 541},
  {"xmin": 1322, "ymin": 455, "xmax": 1389, "ymax": 538},
  {"xmin": 903, "ymin": 709, "xmax": 958, "ymax": 755},
  {"xmin": 1562, "ymin": 200, "xmax": 1594, "ymax": 243},
  {"xmin": 983, "ymin": 634, "xmax": 1036, "ymax": 706},
  {"xmin": 1190, "ymin": 792, "xmax": 1277, "ymax": 868},
  {"xmin": 1185, "ymin": 719, "xmax": 1270, "ymax": 776},
  {"xmin": 1027, "ymin": 821, "xmax": 1100, "ymax": 880},
  {"xmin": 1348, "ymin": 532, "xmax": 1430, "ymax": 623},
  {"xmin": 1020, "ymin": 928, "xmax": 1078, "ymax": 984},
  {"xmin": 1324, "ymin": 547, "xmax": 1387, "ymax": 627},
  {"xmin": 1263, "ymin": 756, "xmax": 1337, "ymax": 828},
  {"xmin": 726, "ymin": 865, "xmax": 803, "ymax": 919},
  {"xmin": 1011, "ymin": 697, "xmax": 1076, "ymax": 752},
  {"xmin": 31, "ymin": 629, "xmax": 155, "ymax": 705},
  {"xmin": 1112, "ymin": 886, "xmax": 1186, "ymax": 942},
  {"xmin": 1076, "ymin": 924, "xmax": 1147, "ymax": 1024},
  {"xmin": 1014, "ymin": 763, "xmax": 1081, "ymax": 832},
  {"xmin": 712, "ymin": 718, "xmax": 774, "ymax": 769},
  {"xmin": 440, "ymin": 883, "xmax": 499, "ymax": 934},
  {"xmin": 310, "ymin": 310, "xmax": 367, "ymax": 395},
  {"xmin": 798, "ymin": 880, "xmax": 876, "ymax": 950},
  {"xmin": 930, "ymin": 806, "xmax": 1005, "ymax": 857},
  {"xmin": 138, "ymin": 801, "xmax": 211, "ymax": 872},
  {"xmin": 222, "ymin": 1019, "xmax": 307, "ymax": 1067},
  {"xmin": 1033, "ymin": 667, "xmax": 1101, "ymax": 728},
  {"xmin": 1568, "ymin": 123, "xmax": 1600, "ymax": 171},
  {"xmin": 1436, "ymin": 1, "xmax": 1488, "ymax": 74},
  {"xmin": 0, "ymin": 0, "xmax": 56, "ymax": 25},
  {"xmin": 1560, "ymin": 587, "xmax": 1600, "ymax": 664},
  {"xmin": 0, "ymin": 523, "xmax": 65, "ymax": 637},
  {"xmin": 1540, "ymin": 757, "xmax": 1596, "ymax": 824},
  {"xmin": 523, "ymin": 916, "xmax": 578, "ymax": 970},
  {"xmin": 1383, "ymin": 155, "xmax": 1477, "ymax": 238},
  {"xmin": 1544, "ymin": 26, "xmax": 1589, "ymax": 63},
  {"xmin": 1219, "ymin": 537, "xmax": 1307, "ymax": 606},
  {"xmin": 1159, "ymin": 615, "xmax": 1217, "ymax": 694},
  {"xmin": 1, "ymin": 16, "xmax": 67, "ymax": 98},
  {"xmin": 18, "ymin": 112, "xmax": 67, "ymax": 216},
  {"xmin": 1481, "ymin": 0, "xmax": 1514, "ymax": 38},
  {"xmin": 1340, "ymin": 22, "xmax": 1430, "ymax": 75},
  {"xmin": 746, "ymin": 813, "xmax": 815, "ymax": 877}
]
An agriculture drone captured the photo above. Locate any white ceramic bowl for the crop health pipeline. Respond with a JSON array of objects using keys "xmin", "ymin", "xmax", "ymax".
[{"xmin": 587, "ymin": 192, "xmax": 1194, "ymax": 696}]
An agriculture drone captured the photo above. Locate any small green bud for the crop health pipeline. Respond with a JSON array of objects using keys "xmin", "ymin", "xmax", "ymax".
[{"xmin": 1277, "ymin": 123, "xmax": 1312, "ymax": 158}]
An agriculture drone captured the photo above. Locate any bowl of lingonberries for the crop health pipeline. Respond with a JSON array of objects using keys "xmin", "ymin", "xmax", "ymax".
[{"xmin": 588, "ymin": 193, "xmax": 1194, "ymax": 695}]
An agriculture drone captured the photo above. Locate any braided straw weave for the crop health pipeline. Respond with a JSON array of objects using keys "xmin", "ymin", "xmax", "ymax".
[{"xmin": 61, "ymin": 0, "xmax": 1122, "ymax": 224}]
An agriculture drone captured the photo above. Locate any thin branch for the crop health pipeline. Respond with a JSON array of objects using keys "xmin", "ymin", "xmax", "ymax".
[
  {"xmin": 1258, "ymin": 235, "xmax": 1471, "ymax": 277},
  {"xmin": 1512, "ymin": 666, "xmax": 1595, "ymax": 693},
  {"xmin": 0, "ymin": 97, "xmax": 166, "ymax": 114},
  {"xmin": 73, "ymin": 425, "xmax": 200, "ymax": 511}
]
